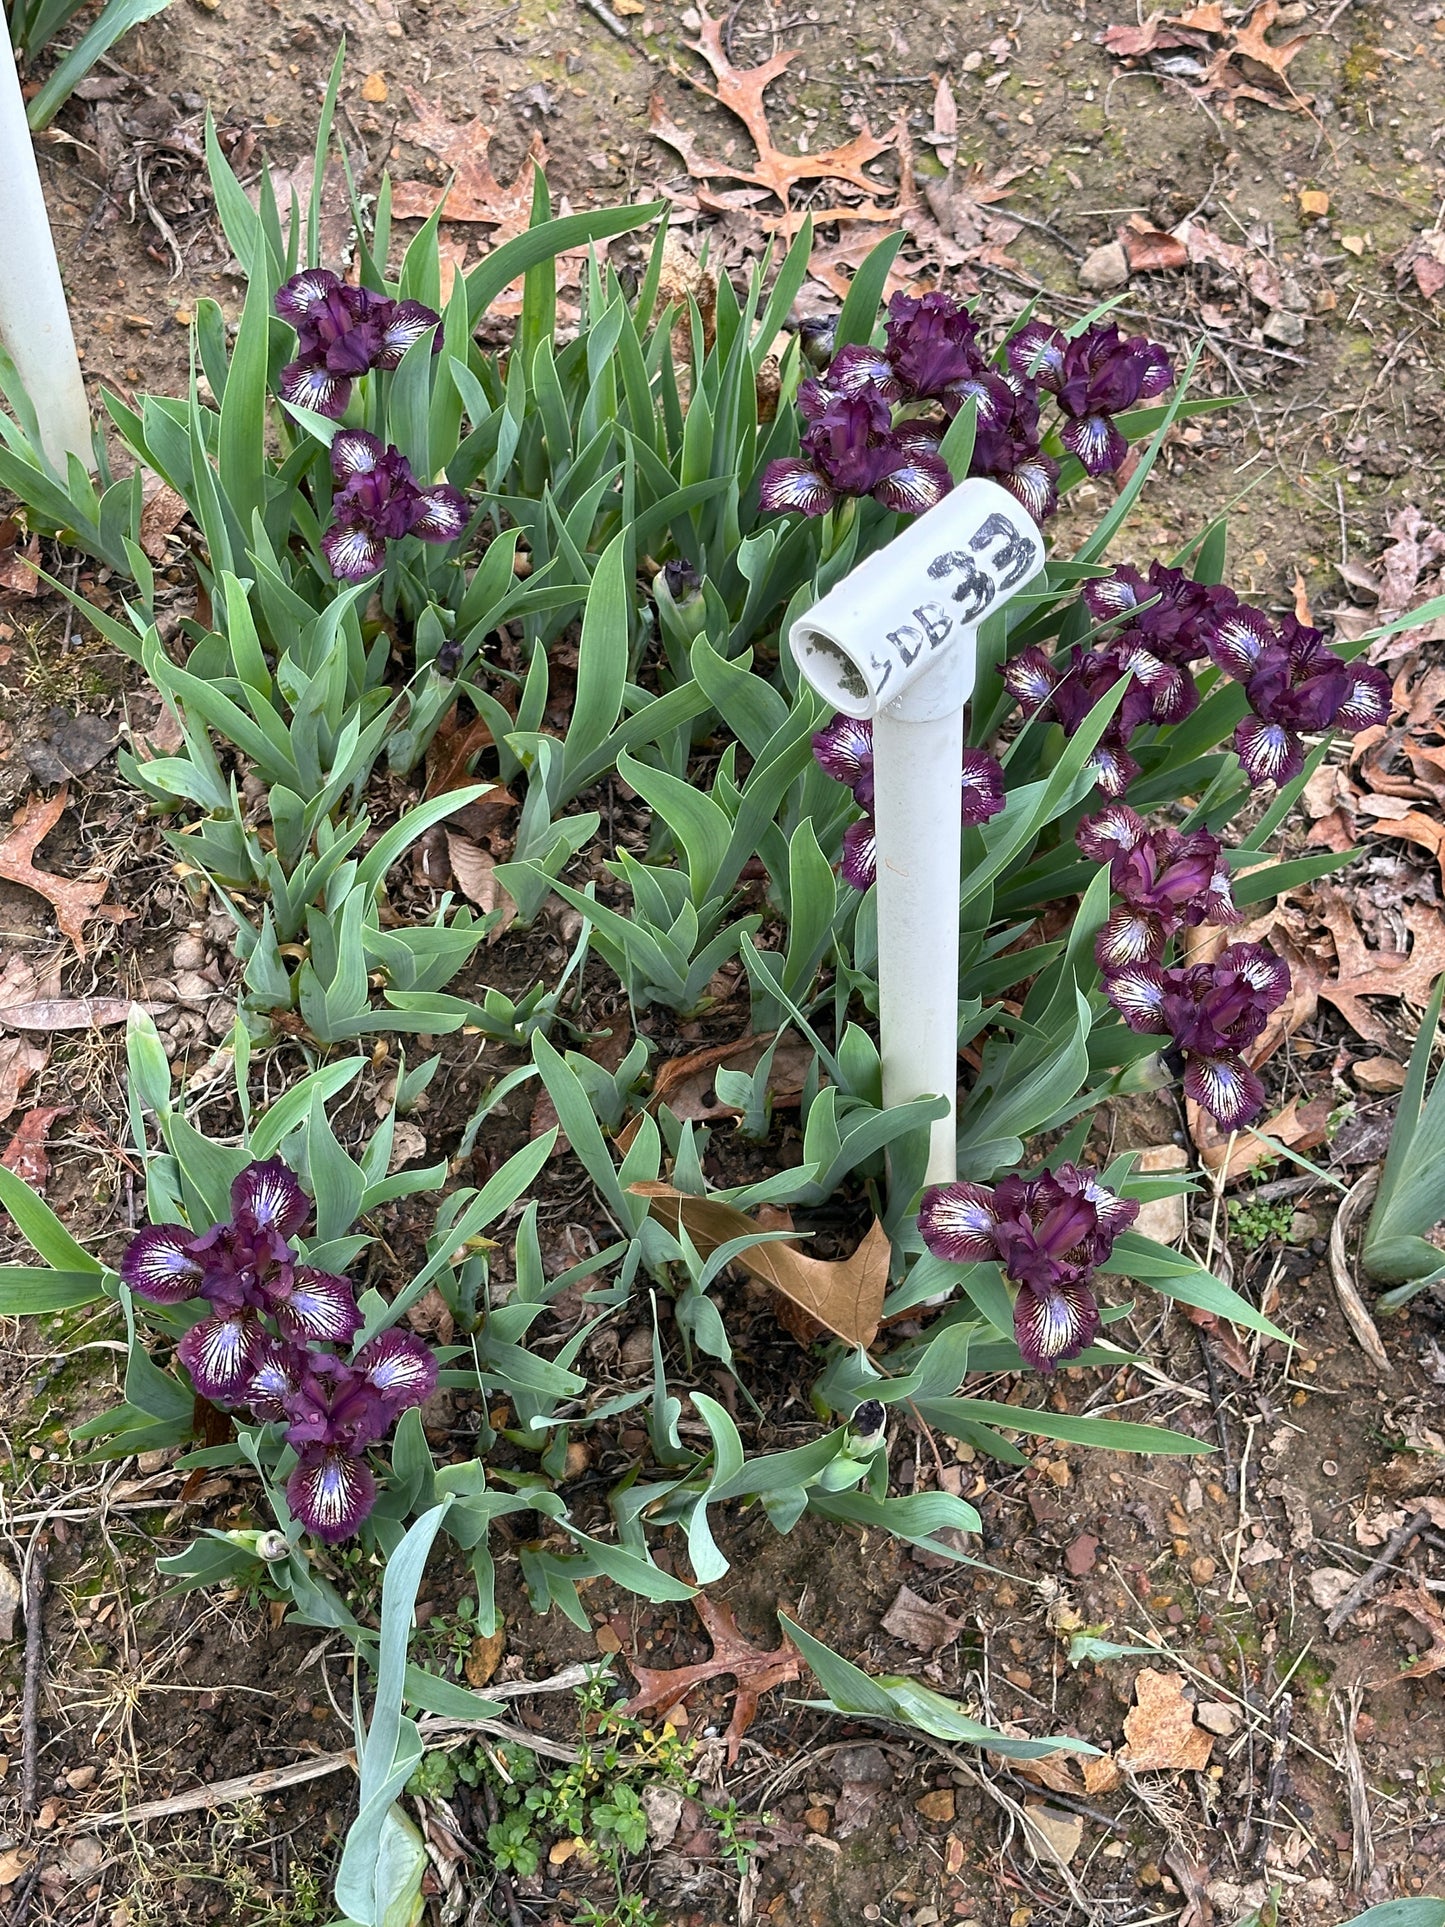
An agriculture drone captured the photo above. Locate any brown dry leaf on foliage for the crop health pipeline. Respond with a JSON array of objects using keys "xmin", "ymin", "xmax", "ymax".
[
  {"xmin": 444, "ymin": 832, "xmax": 517, "ymax": 936},
  {"xmin": 881, "ymin": 1583, "xmax": 967, "ymax": 1654},
  {"xmin": 619, "ymin": 1594, "xmax": 802, "ymax": 1765},
  {"xmin": 1393, "ymin": 227, "xmax": 1445, "ymax": 301},
  {"xmin": 1389, "ymin": 1586, "xmax": 1445, "ymax": 1678},
  {"xmin": 0, "ymin": 788, "xmax": 130, "ymax": 954},
  {"xmin": 929, "ymin": 74, "xmax": 958, "ymax": 172},
  {"xmin": 652, "ymin": 2, "xmax": 894, "ymax": 227},
  {"xmin": 1119, "ymin": 1668, "xmax": 1215, "ymax": 1771},
  {"xmin": 1187, "ymin": 1092, "xmax": 1332, "ymax": 1182},
  {"xmin": 1104, "ymin": 2, "xmax": 1311, "ymax": 114},
  {"xmin": 0, "ymin": 1036, "xmax": 47, "ymax": 1125},
  {"xmin": 992, "ymin": 1736, "xmax": 1086, "ymax": 1797},
  {"xmin": 391, "ymin": 93, "xmax": 545, "ymax": 241},
  {"xmin": 1, "ymin": 1106, "xmax": 68, "ymax": 1190},
  {"xmin": 1364, "ymin": 809, "xmax": 1445, "ymax": 893},
  {"xmin": 138, "ymin": 482, "xmax": 189, "ymax": 563},
  {"xmin": 0, "ymin": 524, "xmax": 41, "ymax": 600},
  {"xmin": 630, "ymin": 1182, "xmax": 890, "ymax": 1348},
  {"xmin": 645, "ymin": 1030, "xmax": 812, "ymax": 1125},
  {"xmin": 1172, "ymin": 217, "xmax": 1285, "ymax": 307},
  {"xmin": 0, "ymin": 996, "xmax": 138, "ymax": 1030},
  {"xmin": 1312, "ymin": 887, "xmax": 1445, "ymax": 1044},
  {"xmin": 1180, "ymin": 1302, "xmax": 1254, "ymax": 1379},
  {"xmin": 1119, "ymin": 214, "xmax": 1188, "ymax": 273}
]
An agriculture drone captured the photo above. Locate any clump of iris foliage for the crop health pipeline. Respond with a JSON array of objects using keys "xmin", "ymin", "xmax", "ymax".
[{"xmin": 0, "ymin": 50, "xmax": 1426, "ymax": 1927}]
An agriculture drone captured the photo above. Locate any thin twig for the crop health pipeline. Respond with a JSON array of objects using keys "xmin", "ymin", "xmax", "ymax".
[
  {"xmin": 1326, "ymin": 1510, "xmax": 1436, "ymax": 1636},
  {"xmin": 1254, "ymin": 1692, "xmax": 1293, "ymax": 1870},
  {"xmin": 1340, "ymin": 1682, "xmax": 1373, "ymax": 1893},
  {"xmin": 479, "ymin": 1778, "xmax": 526, "ymax": 1927},
  {"xmin": 1196, "ymin": 1328, "xmax": 1238, "ymax": 1495},
  {"xmin": 21, "ymin": 1534, "xmax": 48, "ymax": 1817},
  {"xmin": 577, "ymin": 0, "xmax": 631, "ymax": 37}
]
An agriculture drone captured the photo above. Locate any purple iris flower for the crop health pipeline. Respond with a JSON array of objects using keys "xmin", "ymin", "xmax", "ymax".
[
  {"xmin": 813, "ymin": 713, "xmax": 875, "ymax": 810},
  {"xmin": 817, "ymin": 724, "xmax": 1005, "ymax": 890},
  {"xmin": 760, "ymin": 390, "xmax": 952, "ymax": 519},
  {"xmin": 1008, "ymin": 320, "xmax": 1173, "ymax": 476},
  {"xmin": 968, "ymin": 374, "xmax": 1060, "ymax": 524},
  {"xmin": 882, "ymin": 290, "xmax": 985, "ymax": 404},
  {"xmin": 918, "ymin": 1163, "xmax": 1138, "ymax": 1370},
  {"xmin": 119, "ymin": 1159, "xmax": 439, "ymax": 1544},
  {"xmin": 1078, "ymin": 806, "xmax": 1239, "ymax": 970},
  {"xmin": 1000, "ymin": 643, "xmax": 1157, "ymax": 797},
  {"xmin": 1231, "ymin": 617, "xmax": 1392, "ymax": 786},
  {"xmin": 122, "ymin": 1160, "xmax": 362, "ymax": 1405},
  {"xmin": 322, "ymin": 431, "xmax": 468, "ymax": 581},
  {"xmin": 275, "ymin": 268, "xmax": 441, "ymax": 421},
  {"xmin": 1105, "ymin": 941, "xmax": 1291, "ymax": 1130},
  {"xmin": 276, "ymin": 1334, "xmax": 438, "ymax": 1543},
  {"xmin": 1082, "ymin": 563, "xmax": 1240, "ymax": 670}
]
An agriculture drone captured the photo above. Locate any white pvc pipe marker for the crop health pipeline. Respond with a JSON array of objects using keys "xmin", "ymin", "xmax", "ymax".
[
  {"xmin": 790, "ymin": 478, "xmax": 1045, "ymax": 1188},
  {"xmin": 0, "ymin": 31, "xmax": 93, "ymax": 471}
]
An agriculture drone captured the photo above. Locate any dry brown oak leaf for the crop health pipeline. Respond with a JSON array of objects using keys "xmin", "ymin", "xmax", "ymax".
[
  {"xmin": 630, "ymin": 1181, "xmax": 890, "ymax": 1348},
  {"xmin": 390, "ymin": 93, "xmax": 545, "ymax": 240},
  {"xmin": 652, "ymin": 2, "xmax": 894, "ymax": 222},
  {"xmin": 0, "ymin": 787, "xmax": 131, "ymax": 955},
  {"xmin": 1119, "ymin": 1667, "xmax": 1215, "ymax": 1772},
  {"xmin": 619, "ymin": 1594, "xmax": 802, "ymax": 1765}
]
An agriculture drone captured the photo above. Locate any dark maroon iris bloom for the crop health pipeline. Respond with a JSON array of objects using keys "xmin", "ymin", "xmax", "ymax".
[
  {"xmin": 1008, "ymin": 320, "xmax": 1173, "ymax": 476},
  {"xmin": 1001, "ymin": 643, "xmax": 1157, "ymax": 797},
  {"xmin": 119, "ymin": 1159, "xmax": 438, "ymax": 1544},
  {"xmin": 1078, "ymin": 805, "xmax": 1238, "ymax": 969},
  {"xmin": 1205, "ymin": 608, "xmax": 1393, "ymax": 785},
  {"xmin": 918, "ymin": 1163, "xmax": 1138, "ymax": 1370},
  {"xmin": 275, "ymin": 268, "xmax": 441, "ymax": 420},
  {"xmin": 968, "ymin": 375, "xmax": 1060, "ymax": 524},
  {"xmin": 813, "ymin": 716, "xmax": 1004, "ymax": 889},
  {"xmin": 277, "ymin": 1334, "xmax": 438, "ymax": 1543},
  {"xmin": 883, "ymin": 290, "xmax": 986, "ymax": 403},
  {"xmin": 760, "ymin": 390, "xmax": 951, "ymax": 518},
  {"xmin": 1106, "ymin": 941, "xmax": 1291, "ymax": 1129},
  {"xmin": 1082, "ymin": 563, "xmax": 1240, "ymax": 669},
  {"xmin": 813, "ymin": 713, "xmax": 875, "ymax": 810},
  {"xmin": 322, "ymin": 431, "xmax": 468, "ymax": 581}
]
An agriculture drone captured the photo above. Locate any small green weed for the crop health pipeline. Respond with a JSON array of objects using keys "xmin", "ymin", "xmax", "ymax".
[
  {"xmin": 1227, "ymin": 1195, "xmax": 1295, "ymax": 1249},
  {"xmin": 406, "ymin": 1677, "xmax": 755, "ymax": 1926}
]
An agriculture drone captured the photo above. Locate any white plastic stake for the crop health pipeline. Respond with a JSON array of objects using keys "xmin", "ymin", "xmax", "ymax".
[
  {"xmin": 0, "ymin": 31, "xmax": 93, "ymax": 471},
  {"xmin": 790, "ymin": 478, "xmax": 1045, "ymax": 1188}
]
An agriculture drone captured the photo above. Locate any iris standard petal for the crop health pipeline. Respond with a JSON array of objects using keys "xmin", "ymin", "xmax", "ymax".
[
  {"xmin": 330, "ymin": 429, "xmax": 385, "ymax": 480},
  {"xmin": 177, "ymin": 1312, "xmax": 262, "ymax": 1404},
  {"xmin": 277, "ymin": 356, "xmax": 350, "ymax": 419},
  {"xmin": 758, "ymin": 458, "xmax": 836, "ymax": 517},
  {"xmin": 1061, "ymin": 412, "xmax": 1129, "ymax": 477},
  {"xmin": 274, "ymin": 268, "xmax": 341, "ymax": 324},
  {"xmin": 322, "ymin": 523, "xmax": 387, "ymax": 581},
  {"xmin": 232, "ymin": 1158, "xmax": 310, "ymax": 1237},
  {"xmin": 840, "ymin": 817, "xmax": 877, "ymax": 890},
  {"xmin": 1235, "ymin": 715, "xmax": 1305, "ymax": 787},
  {"xmin": 1013, "ymin": 1276, "xmax": 1100, "ymax": 1371},
  {"xmin": 277, "ymin": 1268, "xmax": 363, "ymax": 1345},
  {"xmin": 871, "ymin": 453, "xmax": 953, "ymax": 515},
  {"xmin": 410, "ymin": 484, "xmax": 469, "ymax": 542}
]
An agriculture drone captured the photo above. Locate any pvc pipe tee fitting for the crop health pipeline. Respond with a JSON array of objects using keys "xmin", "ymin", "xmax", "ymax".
[{"xmin": 789, "ymin": 477, "xmax": 1045, "ymax": 1190}]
